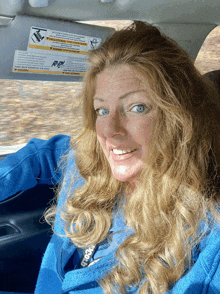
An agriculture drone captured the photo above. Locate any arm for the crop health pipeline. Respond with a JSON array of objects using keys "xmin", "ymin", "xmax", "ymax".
[{"xmin": 0, "ymin": 134, "xmax": 71, "ymax": 202}]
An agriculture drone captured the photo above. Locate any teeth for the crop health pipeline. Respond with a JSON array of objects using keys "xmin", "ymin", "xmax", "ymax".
[{"xmin": 113, "ymin": 149, "xmax": 135, "ymax": 155}]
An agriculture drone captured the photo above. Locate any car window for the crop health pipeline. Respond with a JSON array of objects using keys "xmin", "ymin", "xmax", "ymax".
[
  {"xmin": 195, "ymin": 25, "xmax": 220, "ymax": 74},
  {"xmin": 0, "ymin": 21, "xmax": 219, "ymax": 149}
]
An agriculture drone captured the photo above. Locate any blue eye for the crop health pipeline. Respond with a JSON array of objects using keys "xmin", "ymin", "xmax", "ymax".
[
  {"xmin": 131, "ymin": 104, "xmax": 147, "ymax": 113},
  {"xmin": 95, "ymin": 108, "xmax": 109, "ymax": 116}
]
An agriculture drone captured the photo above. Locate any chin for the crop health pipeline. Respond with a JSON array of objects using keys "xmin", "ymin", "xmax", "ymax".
[
  {"xmin": 110, "ymin": 163, "xmax": 142, "ymax": 183},
  {"xmin": 113, "ymin": 175, "xmax": 130, "ymax": 182},
  {"xmin": 112, "ymin": 170, "xmax": 138, "ymax": 183}
]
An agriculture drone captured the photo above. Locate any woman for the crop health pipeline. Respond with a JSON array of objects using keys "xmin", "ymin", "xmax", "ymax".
[{"xmin": 1, "ymin": 21, "xmax": 220, "ymax": 294}]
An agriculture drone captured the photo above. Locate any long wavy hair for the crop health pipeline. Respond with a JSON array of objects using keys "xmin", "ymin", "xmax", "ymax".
[{"xmin": 45, "ymin": 21, "xmax": 220, "ymax": 294}]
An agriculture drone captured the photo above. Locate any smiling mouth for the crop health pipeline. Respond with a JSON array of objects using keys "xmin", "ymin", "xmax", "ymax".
[
  {"xmin": 110, "ymin": 149, "xmax": 138, "ymax": 161},
  {"xmin": 112, "ymin": 149, "xmax": 137, "ymax": 155}
]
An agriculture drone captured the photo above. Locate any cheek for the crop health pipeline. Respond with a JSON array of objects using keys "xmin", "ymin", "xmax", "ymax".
[
  {"xmin": 96, "ymin": 122, "xmax": 101, "ymax": 139},
  {"xmin": 96, "ymin": 120, "xmax": 105, "ymax": 138},
  {"xmin": 129, "ymin": 119, "xmax": 152, "ymax": 145},
  {"xmin": 96, "ymin": 122, "xmax": 106, "ymax": 150},
  {"xmin": 141, "ymin": 125, "xmax": 152, "ymax": 145}
]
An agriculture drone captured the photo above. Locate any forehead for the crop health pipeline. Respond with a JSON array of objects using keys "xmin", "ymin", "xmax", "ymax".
[{"xmin": 95, "ymin": 64, "xmax": 145, "ymax": 98}]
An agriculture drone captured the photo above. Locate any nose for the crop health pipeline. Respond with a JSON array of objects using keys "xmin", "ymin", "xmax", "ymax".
[{"xmin": 103, "ymin": 111, "xmax": 126, "ymax": 138}]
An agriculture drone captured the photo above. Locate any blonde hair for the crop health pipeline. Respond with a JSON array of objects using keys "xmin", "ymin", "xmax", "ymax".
[{"xmin": 45, "ymin": 22, "xmax": 220, "ymax": 293}]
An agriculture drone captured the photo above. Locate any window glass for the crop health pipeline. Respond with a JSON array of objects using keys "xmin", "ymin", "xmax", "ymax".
[
  {"xmin": 0, "ymin": 79, "xmax": 83, "ymax": 146},
  {"xmin": 195, "ymin": 26, "xmax": 220, "ymax": 74},
  {"xmin": 0, "ymin": 21, "xmax": 219, "ymax": 149}
]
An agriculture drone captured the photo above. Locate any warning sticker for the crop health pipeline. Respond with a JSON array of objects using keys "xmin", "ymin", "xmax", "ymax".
[
  {"xmin": 27, "ymin": 27, "xmax": 101, "ymax": 55},
  {"xmin": 12, "ymin": 50, "xmax": 88, "ymax": 75},
  {"xmin": 12, "ymin": 26, "xmax": 102, "ymax": 76}
]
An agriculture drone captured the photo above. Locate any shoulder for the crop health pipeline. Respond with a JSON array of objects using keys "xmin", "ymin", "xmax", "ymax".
[
  {"xmin": 198, "ymin": 220, "xmax": 220, "ymax": 286},
  {"xmin": 168, "ymin": 220, "xmax": 220, "ymax": 293},
  {"xmin": 195, "ymin": 222, "xmax": 220, "ymax": 293}
]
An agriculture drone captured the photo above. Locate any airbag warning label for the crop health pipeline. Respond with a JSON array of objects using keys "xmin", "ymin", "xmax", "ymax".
[
  {"xmin": 13, "ymin": 50, "xmax": 87, "ymax": 75},
  {"xmin": 28, "ymin": 27, "xmax": 100, "ymax": 52},
  {"xmin": 12, "ymin": 26, "xmax": 101, "ymax": 75}
]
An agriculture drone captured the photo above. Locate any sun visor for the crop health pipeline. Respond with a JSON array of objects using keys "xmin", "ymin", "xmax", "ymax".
[{"xmin": 0, "ymin": 14, "xmax": 114, "ymax": 81}]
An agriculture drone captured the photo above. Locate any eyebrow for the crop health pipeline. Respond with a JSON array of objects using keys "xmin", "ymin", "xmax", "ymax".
[{"xmin": 93, "ymin": 90, "xmax": 146, "ymax": 102}]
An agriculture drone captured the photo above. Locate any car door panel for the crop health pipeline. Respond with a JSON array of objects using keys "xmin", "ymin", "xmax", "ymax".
[{"xmin": 0, "ymin": 184, "xmax": 55, "ymax": 293}]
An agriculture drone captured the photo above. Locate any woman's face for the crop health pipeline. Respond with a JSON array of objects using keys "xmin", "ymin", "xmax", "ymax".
[{"xmin": 94, "ymin": 64, "xmax": 158, "ymax": 182}]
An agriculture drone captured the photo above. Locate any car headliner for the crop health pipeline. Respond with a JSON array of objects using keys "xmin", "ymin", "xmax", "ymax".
[{"xmin": 1, "ymin": 0, "xmax": 220, "ymax": 25}]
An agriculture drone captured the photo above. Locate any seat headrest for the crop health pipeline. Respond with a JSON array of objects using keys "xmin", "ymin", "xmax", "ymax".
[{"xmin": 203, "ymin": 70, "xmax": 220, "ymax": 94}]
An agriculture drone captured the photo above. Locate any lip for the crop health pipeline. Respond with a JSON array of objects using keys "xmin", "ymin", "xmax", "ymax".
[{"xmin": 110, "ymin": 149, "xmax": 137, "ymax": 161}]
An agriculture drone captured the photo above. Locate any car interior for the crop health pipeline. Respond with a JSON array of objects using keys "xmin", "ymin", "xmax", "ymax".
[{"xmin": 0, "ymin": 0, "xmax": 220, "ymax": 292}]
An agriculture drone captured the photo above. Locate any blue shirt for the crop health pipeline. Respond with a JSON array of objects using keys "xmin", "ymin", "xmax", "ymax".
[{"xmin": 1, "ymin": 135, "xmax": 220, "ymax": 294}]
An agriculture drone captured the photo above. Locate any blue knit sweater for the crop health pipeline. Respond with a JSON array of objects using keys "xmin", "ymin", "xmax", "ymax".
[{"xmin": 1, "ymin": 135, "xmax": 220, "ymax": 294}]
